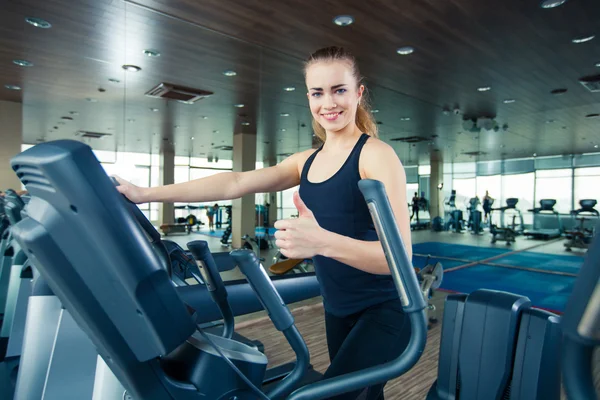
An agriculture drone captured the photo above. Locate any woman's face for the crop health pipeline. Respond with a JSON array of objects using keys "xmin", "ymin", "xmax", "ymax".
[{"xmin": 306, "ymin": 60, "xmax": 363, "ymax": 133}]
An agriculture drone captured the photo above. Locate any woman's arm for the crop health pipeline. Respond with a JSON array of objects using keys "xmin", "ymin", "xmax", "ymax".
[{"xmin": 115, "ymin": 150, "xmax": 313, "ymax": 204}]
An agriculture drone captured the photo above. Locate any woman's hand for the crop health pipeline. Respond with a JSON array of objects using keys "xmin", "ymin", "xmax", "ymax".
[
  {"xmin": 113, "ymin": 175, "xmax": 148, "ymax": 204},
  {"xmin": 273, "ymin": 192, "xmax": 327, "ymax": 259}
]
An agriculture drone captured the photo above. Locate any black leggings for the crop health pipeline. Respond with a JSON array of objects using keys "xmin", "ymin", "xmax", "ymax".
[{"xmin": 323, "ymin": 299, "xmax": 411, "ymax": 400}]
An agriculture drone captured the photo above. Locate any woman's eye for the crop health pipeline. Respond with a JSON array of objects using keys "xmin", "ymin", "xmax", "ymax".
[
  {"xmin": 336, "ymin": 88, "xmax": 347, "ymax": 94},
  {"xmin": 311, "ymin": 92, "xmax": 322, "ymax": 98}
]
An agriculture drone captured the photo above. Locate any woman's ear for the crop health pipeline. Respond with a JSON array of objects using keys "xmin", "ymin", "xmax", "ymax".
[{"xmin": 357, "ymin": 84, "xmax": 365, "ymax": 104}]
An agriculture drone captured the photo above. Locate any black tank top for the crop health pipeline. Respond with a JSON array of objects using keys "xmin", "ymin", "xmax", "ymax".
[{"xmin": 299, "ymin": 133, "xmax": 399, "ymax": 317}]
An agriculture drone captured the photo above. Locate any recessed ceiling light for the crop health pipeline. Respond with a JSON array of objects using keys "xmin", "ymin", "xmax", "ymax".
[
  {"xmin": 595, "ymin": 145, "xmax": 599, "ymax": 148},
  {"xmin": 128, "ymin": 119, "xmax": 135, "ymax": 123},
  {"xmin": 13, "ymin": 59, "xmax": 33, "ymax": 67},
  {"xmin": 396, "ymin": 46, "xmax": 415, "ymax": 55},
  {"xmin": 551, "ymin": 88, "xmax": 568, "ymax": 95},
  {"xmin": 174, "ymin": 125, "xmax": 180, "ymax": 128},
  {"xmin": 242, "ymin": 122, "xmax": 250, "ymax": 126},
  {"xmin": 69, "ymin": 111, "xmax": 78, "ymax": 115},
  {"xmin": 108, "ymin": 78, "xmax": 121, "ymax": 83},
  {"xmin": 546, "ymin": 119, "xmax": 556, "ymax": 123},
  {"xmin": 477, "ymin": 86, "xmax": 491, "ymax": 92},
  {"xmin": 372, "ymin": 109, "xmax": 379, "ymax": 113},
  {"xmin": 150, "ymin": 108, "xmax": 159, "ymax": 112},
  {"xmin": 333, "ymin": 15, "xmax": 354, "ymax": 27},
  {"xmin": 401, "ymin": 117, "xmax": 411, "ymax": 121},
  {"xmin": 280, "ymin": 113, "xmax": 290, "ymax": 117},
  {"xmin": 503, "ymin": 99, "xmax": 516, "ymax": 104},
  {"xmin": 61, "ymin": 116, "xmax": 73, "ymax": 121},
  {"xmin": 201, "ymin": 116, "xmax": 208, "ymax": 119},
  {"xmin": 572, "ymin": 35, "xmax": 595, "ymax": 44},
  {"xmin": 234, "ymin": 104, "xmax": 245, "ymax": 108},
  {"xmin": 143, "ymin": 49, "xmax": 160, "ymax": 57},
  {"xmin": 86, "ymin": 98, "xmax": 98, "ymax": 102},
  {"xmin": 533, "ymin": 153, "xmax": 537, "ymax": 157},
  {"xmin": 191, "ymin": 137, "xmax": 194, "ymax": 140},
  {"xmin": 596, "ymin": 62, "xmax": 600, "ymax": 67},
  {"xmin": 283, "ymin": 87, "xmax": 296, "ymax": 92},
  {"xmin": 122, "ymin": 64, "xmax": 141, "ymax": 72},
  {"xmin": 223, "ymin": 70, "xmax": 237, "ymax": 77},
  {"xmin": 25, "ymin": 17, "xmax": 52, "ymax": 28},
  {"xmin": 281, "ymin": 128, "xmax": 286, "ymax": 132},
  {"xmin": 4, "ymin": 84, "xmax": 21, "ymax": 90},
  {"xmin": 540, "ymin": 0, "xmax": 567, "ymax": 9},
  {"xmin": 213, "ymin": 130, "xmax": 219, "ymax": 133}
]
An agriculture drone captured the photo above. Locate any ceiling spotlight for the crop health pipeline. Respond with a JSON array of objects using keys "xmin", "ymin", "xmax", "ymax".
[
  {"xmin": 234, "ymin": 104, "xmax": 245, "ymax": 108},
  {"xmin": 86, "ymin": 98, "xmax": 98, "ymax": 102},
  {"xmin": 150, "ymin": 108, "xmax": 159, "ymax": 112},
  {"xmin": 546, "ymin": 119, "xmax": 556, "ymax": 123},
  {"xmin": 400, "ymin": 117, "xmax": 411, "ymax": 121},
  {"xmin": 128, "ymin": 119, "xmax": 135, "ymax": 123},
  {"xmin": 596, "ymin": 62, "xmax": 600, "ymax": 67},
  {"xmin": 503, "ymin": 99, "xmax": 516, "ymax": 104},
  {"xmin": 595, "ymin": 145, "xmax": 599, "ymax": 148},
  {"xmin": 223, "ymin": 70, "xmax": 237, "ymax": 77},
  {"xmin": 4, "ymin": 84, "xmax": 21, "ymax": 90},
  {"xmin": 533, "ymin": 153, "xmax": 537, "ymax": 157},
  {"xmin": 191, "ymin": 137, "xmax": 195, "ymax": 140},
  {"xmin": 280, "ymin": 113, "xmax": 290, "ymax": 117},
  {"xmin": 213, "ymin": 130, "xmax": 219, "ymax": 134},
  {"xmin": 333, "ymin": 15, "xmax": 354, "ymax": 27},
  {"xmin": 283, "ymin": 87, "xmax": 296, "ymax": 92},
  {"xmin": 540, "ymin": 0, "xmax": 567, "ymax": 8},
  {"xmin": 281, "ymin": 129, "xmax": 286, "ymax": 132},
  {"xmin": 477, "ymin": 86, "xmax": 491, "ymax": 92},
  {"xmin": 25, "ymin": 17, "xmax": 52, "ymax": 28},
  {"xmin": 572, "ymin": 35, "xmax": 595, "ymax": 44},
  {"xmin": 201, "ymin": 116, "xmax": 208, "ymax": 119},
  {"xmin": 242, "ymin": 122, "xmax": 250, "ymax": 126},
  {"xmin": 396, "ymin": 46, "xmax": 415, "ymax": 55},
  {"xmin": 13, "ymin": 59, "xmax": 33, "ymax": 67},
  {"xmin": 122, "ymin": 64, "xmax": 141, "ymax": 72},
  {"xmin": 372, "ymin": 109, "xmax": 379, "ymax": 113},
  {"xmin": 69, "ymin": 111, "xmax": 79, "ymax": 115},
  {"xmin": 108, "ymin": 78, "xmax": 121, "ymax": 83},
  {"xmin": 143, "ymin": 49, "xmax": 160, "ymax": 57}
]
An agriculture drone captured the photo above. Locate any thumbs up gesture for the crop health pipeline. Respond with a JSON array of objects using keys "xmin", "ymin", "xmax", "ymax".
[{"xmin": 273, "ymin": 191, "xmax": 326, "ymax": 259}]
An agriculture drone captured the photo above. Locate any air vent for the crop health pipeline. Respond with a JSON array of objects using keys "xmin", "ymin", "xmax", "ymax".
[
  {"xmin": 77, "ymin": 131, "xmax": 112, "ymax": 139},
  {"xmin": 390, "ymin": 136, "xmax": 429, "ymax": 143},
  {"xmin": 462, "ymin": 151, "xmax": 488, "ymax": 156},
  {"xmin": 213, "ymin": 145, "xmax": 233, "ymax": 151},
  {"xmin": 579, "ymin": 74, "xmax": 600, "ymax": 92},
  {"xmin": 145, "ymin": 83, "xmax": 214, "ymax": 104}
]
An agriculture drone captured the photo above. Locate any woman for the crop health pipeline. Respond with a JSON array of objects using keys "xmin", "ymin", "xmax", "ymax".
[{"xmin": 115, "ymin": 46, "xmax": 412, "ymax": 399}]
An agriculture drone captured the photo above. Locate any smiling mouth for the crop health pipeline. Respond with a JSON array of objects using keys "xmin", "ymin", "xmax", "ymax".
[{"xmin": 321, "ymin": 111, "xmax": 342, "ymax": 121}]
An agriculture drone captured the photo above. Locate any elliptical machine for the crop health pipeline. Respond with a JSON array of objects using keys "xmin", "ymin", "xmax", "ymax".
[{"xmin": 466, "ymin": 197, "xmax": 483, "ymax": 234}]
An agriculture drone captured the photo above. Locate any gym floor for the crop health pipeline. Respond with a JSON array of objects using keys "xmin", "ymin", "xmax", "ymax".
[{"xmin": 166, "ymin": 227, "xmax": 599, "ymax": 398}]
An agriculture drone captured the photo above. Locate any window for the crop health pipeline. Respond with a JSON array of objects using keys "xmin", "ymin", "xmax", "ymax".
[
  {"xmin": 501, "ymin": 173, "xmax": 534, "ymax": 225},
  {"xmin": 476, "ymin": 175, "xmax": 501, "ymax": 207},
  {"xmin": 574, "ymin": 167, "xmax": 600, "ymax": 211},
  {"xmin": 406, "ymin": 183, "xmax": 419, "ymax": 206},
  {"xmin": 278, "ymin": 186, "xmax": 299, "ymax": 220},
  {"xmin": 452, "ymin": 178, "xmax": 476, "ymax": 210},
  {"xmin": 418, "ymin": 165, "xmax": 431, "ymax": 176},
  {"xmin": 535, "ymin": 169, "xmax": 572, "ymax": 213}
]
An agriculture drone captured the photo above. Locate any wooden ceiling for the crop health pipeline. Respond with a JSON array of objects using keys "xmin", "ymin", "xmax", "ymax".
[{"xmin": 1, "ymin": 0, "xmax": 599, "ymax": 165}]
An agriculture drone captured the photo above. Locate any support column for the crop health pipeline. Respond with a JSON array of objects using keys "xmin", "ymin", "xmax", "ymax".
[
  {"xmin": 0, "ymin": 101, "xmax": 23, "ymax": 190},
  {"xmin": 232, "ymin": 132, "xmax": 257, "ymax": 248},
  {"xmin": 429, "ymin": 152, "xmax": 444, "ymax": 220},
  {"xmin": 263, "ymin": 157, "xmax": 279, "ymax": 227},
  {"xmin": 159, "ymin": 147, "xmax": 175, "ymax": 226}
]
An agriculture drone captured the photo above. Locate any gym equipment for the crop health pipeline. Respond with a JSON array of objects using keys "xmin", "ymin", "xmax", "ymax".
[
  {"xmin": 414, "ymin": 256, "xmax": 443, "ymax": 328},
  {"xmin": 524, "ymin": 199, "xmax": 562, "ymax": 240},
  {"xmin": 444, "ymin": 190, "xmax": 465, "ymax": 233},
  {"xmin": 564, "ymin": 199, "xmax": 598, "ymax": 252},
  {"xmin": 466, "ymin": 197, "xmax": 483, "ymax": 234},
  {"xmin": 269, "ymin": 252, "xmax": 313, "ymax": 275},
  {"xmin": 9, "ymin": 140, "xmax": 427, "ymax": 400},
  {"xmin": 489, "ymin": 198, "xmax": 524, "ymax": 245},
  {"xmin": 427, "ymin": 289, "xmax": 562, "ymax": 399},
  {"xmin": 560, "ymin": 220, "xmax": 600, "ymax": 400},
  {"xmin": 410, "ymin": 196, "xmax": 431, "ymax": 230}
]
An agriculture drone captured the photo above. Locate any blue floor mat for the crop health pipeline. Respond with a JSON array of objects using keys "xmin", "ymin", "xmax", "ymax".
[
  {"xmin": 197, "ymin": 229, "xmax": 226, "ymax": 238},
  {"xmin": 412, "ymin": 255, "xmax": 464, "ymax": 270},
  {"xmin": 490, "ymin": 251, "xmax": 584, "ymax": 274},
  {"xmin": 413, "ymin": 242, "xmax": 512, "ymax": 261},
  {"xmin": 440, "ymin": 265, "xmax": 575, "ymax": 312}
]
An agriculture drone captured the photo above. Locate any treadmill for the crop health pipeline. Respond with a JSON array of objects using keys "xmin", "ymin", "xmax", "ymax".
[{"xmin": 524, "ymin": 199, "xmax": 562, "ymax": 240}]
